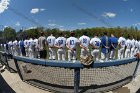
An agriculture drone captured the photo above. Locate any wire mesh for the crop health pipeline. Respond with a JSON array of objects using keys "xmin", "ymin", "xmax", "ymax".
[
  {"xmin": 17, "ymin": 61, "xmax": 74, "ymax": 93},
  {"xmin": 16, "ymin": 60, "xmax": 137, "ymax": 93}
]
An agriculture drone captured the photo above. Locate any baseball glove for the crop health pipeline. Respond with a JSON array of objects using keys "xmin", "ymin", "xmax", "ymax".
[{"xmin": 80, "ymin": 55, "xmax": 94, "ymax": 67}]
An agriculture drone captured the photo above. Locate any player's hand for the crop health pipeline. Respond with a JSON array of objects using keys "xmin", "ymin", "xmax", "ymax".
[{"xmin": 105, "ymin": 46, "xmax": 109, "ymax": 49}]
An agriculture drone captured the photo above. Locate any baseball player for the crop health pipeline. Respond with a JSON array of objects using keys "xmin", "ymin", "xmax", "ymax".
[
  {"xmin": 0, "ymin": 44, "xmax": 3, "ymax": 51},
  {"xmin": 3, "ymin": 43, "xmax": 7, "ymax": 53},
  {"xmin": 24, "ymin": 37, "xmax": 29, "ymax": 57},
  {"xmin": 135, "ymin": 39, "xmax": 139, "ymax": 54},
  {"xmin": 18, "ymin": 40, "xmax": 22, "ymax": 56},
  {"xmin": 101, "ymin": 32, "xmax": 111, "ymax": 61},
  {"xmin": 28, "ymin": 38, "xmax": 34, "ymax": 58},
  {"xmin": 109, "ymin": 34, "xmax": 118, "ymax": 59},
  {"xmin": 33, "ymin": 37, "xmax": 39, "ymax": 58},
  {"xmin": 13, "ymin": 39, "xmax": 19, "ymax": 56},
  {"xmin": 19, "ymin": 39, "xmax": 26, "ymax": 56},
  {"xmin": 118, "ymin": 34, "xmax": 126, "ymax": 59},
  {"xmin": 125, "ymin": 35, "xmax": 132, "ymax": 58},
  {"xmin": 138, "ymin": 40, "xmax": 140, "ymax": 53},
  {"xmin": 8, "ymin": 41, "xmax": 13, "ymax": 55},
  {"xmin": 38, "ymin": 32, "xmax": 47, "ymax": 59},
  {"xmin": 66, "ymin": 32, "xmax": 79, "ymax": 62},
  {"xmin": 54, "ymin": 32, "xmax": 66, "ymax": 61},
  {"xmin": 131, "ymin": 37, "xmax": 136, "ymax": 57},
  {"xmin": 46, "ymin": 33, "xmax": 56, "ymax": 60},
  {"xmin": 79, "ymin": 32, "xmax": 90, "ymax": 57},
  {"xmin": 90, "ymin": 34, "xmax": 101, "ymax": 61}
]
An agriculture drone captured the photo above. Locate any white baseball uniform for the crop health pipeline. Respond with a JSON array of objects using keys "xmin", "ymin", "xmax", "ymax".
[
  {"xmin": 118, "ymin": 37, "xmax": 126, "ymax": 59},
  {"xmin": 125, "ymin": 39, "xmax": 132, "ymax": 58},
  {"xmin": 131, "ymin": 39, "xmax": 136, "ymax": 57},
  {"xmin": 90, "ymin": 37, "xmax": 101, "ymax": 61},
  {"xmin": 0, "ymin": 44, "xmax": 3, "ymax": 50},
  {"xmin": 138, "ymin": 41, "xmax": 140, "ymax": 53},
  {"xmin": 79, "ymin": 35, "xmax": 90, "ymax": 57},
  {"xmin": 24, "ymin": 39, "xmax": 29, "ymax": 57},
  {"xmin": 33, "ymin": 38, "xmax": 39, "ymax": 58},
  {"xmin": 28, "ymin": 38, "xmax": 34, "ymax": 58},
  {"xmin": 66, "ymin": 37, "xmax": 79, "ymax": 62},
  {"xmin": 13, "ymin": 40, "xmax": 19, "ymax": 56},
  {"xmin": 8, "ymin": 41, "xmax": 13, "ymax": 54},
  {"xmin": 47, "ymin": 35, "xmax": 56, "ymax": 60},
  {"xmin": 135, "ymin": 40, "xmax": 139, "ymax": 54},
  {"xmin": 3, "ymin": 44, "xmax": 7, "ymax": 53},
  {"xmin": 55, "ymin": 37, "xmax": 66, "ymax": 61},
  {"xmin": 18, "ymin": 40, "xmax": 22, "ymax": 56}
]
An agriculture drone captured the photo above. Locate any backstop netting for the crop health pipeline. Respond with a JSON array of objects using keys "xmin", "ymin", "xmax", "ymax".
[
  {"xmin": 16, "ymin": 60, "xmax": 137, "ymax": 93},
  {"xmin": 0, "ymin": 52, "xmax": 17, "ymax": 73}
]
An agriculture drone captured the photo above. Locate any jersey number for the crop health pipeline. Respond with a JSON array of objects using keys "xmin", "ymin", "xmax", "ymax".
[
  {"xmin": 70, "ymin": 40, "xmax": 74, "ymax": 45},
  {"xmin": 122, "ymin": 41, "xmax": 125, "ymax": 45},
  {"xmin": 58, "ymin": 40, "xmax": 63, "ymax": 45},
  {"xmin": 48, "ymin": 39, "xmax": 51, "ymax": 44},
  {"xmin": 83, "ymin": 38, "xmax": 87, "ymax": 43},
  {"xmin": 95, "ymin": 41, "xmax": 100, "ymax": 46}
]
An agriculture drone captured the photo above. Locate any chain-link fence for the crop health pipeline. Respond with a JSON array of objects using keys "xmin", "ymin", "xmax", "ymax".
[{"xmin": 12, "ymin": 55, "xmax": 138, "ymax": 93}]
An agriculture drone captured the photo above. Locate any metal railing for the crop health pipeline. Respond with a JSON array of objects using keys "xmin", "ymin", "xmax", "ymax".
[{"xmin": 0, "ymin": 51, "xmax": 139, "ymax": 93}]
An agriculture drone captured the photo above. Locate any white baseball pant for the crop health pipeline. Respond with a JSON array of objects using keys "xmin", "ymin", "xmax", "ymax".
[
  {"xmin": 125, "ymin": 49, "xmax": 131, "ymax": 58},
  {"xmin": 57, "ymin": 48, "xmax": 66, "ymax": 61},
  {"xmin": 49, "ymin": 48, "xmax": 56, "ymax": 60},
  {"xmin": 91, "ymin": 49, "xmax": 100, "ymax": 61},
  {"xmin": 68, "ymin": 49, "xmax": 77, "ymax": 62},
  {"xmin": 118, "ymin": 48, "xmax": 125, "ymax": 59}
]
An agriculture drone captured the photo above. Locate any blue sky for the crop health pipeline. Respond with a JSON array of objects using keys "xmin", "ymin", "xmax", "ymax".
[{"xmin": 0, "ymin": 0, "xmax": 140, "ymax": 31}]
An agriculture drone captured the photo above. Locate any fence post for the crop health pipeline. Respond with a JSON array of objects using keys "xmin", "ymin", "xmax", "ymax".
[
  {"xmin": 74, "ymin": 68, "xmax": 80, "ymax": 93},
  {"xmin": 14, "ymin": 59, "xmax": 24, "ymax": 81},
  {"xmin": 133, "ymin": 58, "xmax": 140, "ymax": 78},
  {"xmin": 5, "ymin": 53, "xmax": 11, "ymax": 71}
]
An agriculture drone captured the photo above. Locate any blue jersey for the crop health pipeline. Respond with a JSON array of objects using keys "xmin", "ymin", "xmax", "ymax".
[
  {"xmin": 110, "ymin": 37, "xmax": 118, "ymax": 50},
  {"xmin": 20, "ymin": 40, "xmax": 24, "ymax": 48},
  {"xmin": 101, "ymin": 36, "xmax": 111, "ymax": 53}
]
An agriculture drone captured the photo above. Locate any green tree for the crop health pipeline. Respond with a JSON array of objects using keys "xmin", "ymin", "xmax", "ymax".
[{"xmin": 3, "ymin": 27, "xmax": 16, "ymax": 42}]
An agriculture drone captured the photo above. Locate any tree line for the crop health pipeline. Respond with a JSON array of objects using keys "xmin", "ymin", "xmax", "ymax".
[{"xmin": 0, "ymin": 26, "xmax": 139, "ymax": 43}]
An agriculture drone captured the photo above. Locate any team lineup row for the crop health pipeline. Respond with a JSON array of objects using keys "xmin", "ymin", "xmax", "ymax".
[{"xmin": 1, "ymin": 32, "xmax": 140, "ymax": 62}]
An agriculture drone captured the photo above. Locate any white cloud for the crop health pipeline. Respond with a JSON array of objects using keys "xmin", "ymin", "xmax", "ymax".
[
  {"xmin": 102, "ymin": 12, "xmax": 116, "ymax": 18},
  {"xmin": 48, "ymin": 24, "xmax": 57, "ymax": 27},
  {"xmin": 30, "ymin": 8, "xmax": 39, "ymax": 14},
  {"xmin": 0, "ymin": 0, "xmax": 10, "ymax": 14},
  {"xmin": 78, "ymin": 22, "xmax": 86, "ymax": 25},
  {"xmin": 133, "ymin": 23, "xmax": 140, "ymax": 26},
  {"xmin": 30, "ymin": 8, "xmax": 46, "ymax": 14},
  {"xmin": 15, "ymin": 21, "xmax": 20, "ymax": 26}
]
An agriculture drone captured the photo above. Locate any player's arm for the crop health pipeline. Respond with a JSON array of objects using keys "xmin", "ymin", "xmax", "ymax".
[
  {"xmin": 66, "ymin": 41, "xmax": 73, "ymax": 51},
  {"xmin": 90, "ymin": 40, "xmax": 96, "ymax": 49},
  {"xmin": 54, "ymin": 40, "xmax": 60, "ymax": 48},
  {"xmin": 80, "ymin": 43, "xmax": 86, "ymax": 49}
]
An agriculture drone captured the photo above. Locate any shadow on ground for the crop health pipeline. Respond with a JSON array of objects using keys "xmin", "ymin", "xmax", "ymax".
[
  {"xmin": 0, "ymin": 74, "xmax": 15, "ymax": 93},
  {"xmin": 136, "ymin": 88, "xmax": 140, "ymax": 93}
]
